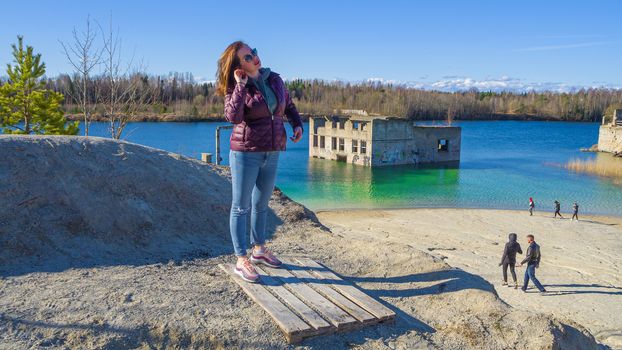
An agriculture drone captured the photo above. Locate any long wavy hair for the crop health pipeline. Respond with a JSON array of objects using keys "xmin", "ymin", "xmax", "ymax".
[{"xmin": 216, "ymin": 41, "xmax": 246, "ymax": 96}]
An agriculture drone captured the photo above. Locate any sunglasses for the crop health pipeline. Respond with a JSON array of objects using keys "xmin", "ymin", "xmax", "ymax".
[{"xmin": 242, "ymin": 48, "xmax": 258, "ymax": 63}]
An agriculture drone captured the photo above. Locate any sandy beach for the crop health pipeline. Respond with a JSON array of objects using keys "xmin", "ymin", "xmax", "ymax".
[{"xmin": 317, "ymin": 208, "xmax": 622, "ymax": 348}]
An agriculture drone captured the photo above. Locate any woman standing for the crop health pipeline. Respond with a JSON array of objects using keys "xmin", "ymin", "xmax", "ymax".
[{"xmin": 216, "ymin": 41, "xmax": 303, "ymax": 283}]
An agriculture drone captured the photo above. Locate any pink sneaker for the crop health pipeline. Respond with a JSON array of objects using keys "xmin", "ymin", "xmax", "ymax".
[
  {"xmin": 250, "ymin": 248, "xmax": 283, "ymax": 268},
  {"xmin": 234, "ymin": 259, "xmax": 260, "ymax": 283}
]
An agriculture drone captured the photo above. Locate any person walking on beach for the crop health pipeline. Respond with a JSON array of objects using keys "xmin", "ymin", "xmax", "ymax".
[
  {"xmin": 554, "ymin": 200, "xmax": 564, "ymax": 219},
  {"xmin": 519, "ymin": 234, "xmax": 547, "ymax": 293},
  {"xmin": 529, "ymin": 197, "xmax": 535, "ymax": 216},
  {"xmin": 216, "ymin": 41, "xmax": 304, "ymax": 283},
  {"xmin": 572, "ymin": 201, "xmax": 579, "ymax": 221},
  {"xmin": 499, "ymin": 233, "xmax": 523, "ymax": 288}
]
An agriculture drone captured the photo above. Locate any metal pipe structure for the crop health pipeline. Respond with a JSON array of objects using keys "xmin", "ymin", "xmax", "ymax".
[{"xmin": 215, "ymin": 125, "xmax": 233, "ymax": 165}]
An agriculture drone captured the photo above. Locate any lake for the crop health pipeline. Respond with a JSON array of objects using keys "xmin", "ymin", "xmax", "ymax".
[{"xmin": 82, "ymin": 121, "xmax": 621, "ymax": 216}]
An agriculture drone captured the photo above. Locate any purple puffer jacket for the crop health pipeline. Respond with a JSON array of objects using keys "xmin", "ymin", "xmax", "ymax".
[{"xmin": 224, "ymin": 72, "xmax": 303, "ymax": 152}]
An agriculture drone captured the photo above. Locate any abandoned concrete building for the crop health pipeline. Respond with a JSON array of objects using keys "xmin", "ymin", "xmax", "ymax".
[
  {"xmin": 309, "ymin": 115, "xmax": 461, "ymax": 166},
  {"xmin": 598, "ymin": 109, "xmax": 622, "ymax": 154}
]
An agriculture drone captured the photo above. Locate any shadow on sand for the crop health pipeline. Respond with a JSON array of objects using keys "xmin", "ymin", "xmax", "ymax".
[
  {"xmin": 277, "ymin": 261, "xmax": 500, "ymax": 347},
  {"xmin": 539, "ymin": 283, "xmax": 622, "ymax": 296},
  {"xmin": 0, "ymin": 208, "xmax": 284, "ymax": 278}
]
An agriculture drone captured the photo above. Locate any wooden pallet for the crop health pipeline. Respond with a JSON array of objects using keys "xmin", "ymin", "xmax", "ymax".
[{"xmin": 219, "ymin": 257, "xmax": 396, "ymax": 344}]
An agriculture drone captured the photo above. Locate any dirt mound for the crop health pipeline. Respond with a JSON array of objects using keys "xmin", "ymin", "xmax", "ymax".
[{"xmin": 0, "ymin": 135, "xmax": 241, "ymax": 275}]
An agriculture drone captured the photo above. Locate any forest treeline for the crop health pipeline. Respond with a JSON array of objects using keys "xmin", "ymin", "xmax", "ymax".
[{"xmin": 31, "ymin": 73, "xmax": 622, "ymax": 122}]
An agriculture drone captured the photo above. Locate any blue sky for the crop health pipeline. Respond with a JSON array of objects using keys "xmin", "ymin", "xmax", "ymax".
[{"xmin": 1, "ymin": 0, "xmax": 621, "ymax": 91}]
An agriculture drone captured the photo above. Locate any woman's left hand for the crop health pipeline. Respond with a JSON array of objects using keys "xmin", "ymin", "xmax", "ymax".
[{"xmin": 290, "ymin": 127, "xmax": 303, "ymax": 143}]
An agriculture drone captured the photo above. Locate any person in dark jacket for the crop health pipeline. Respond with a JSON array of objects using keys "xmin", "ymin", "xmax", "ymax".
[
  {"xmin": 572, "ymin": 202, "xmax": 579, "ymax": 221},
  {"xmin": 216, "ymin": 41, "xmax": 303, "ymax": 283},
  {"xmin": 499, "ymin": 233, "xmax": 523, "ymax": 288},
  {"xmin": 554, "ymin": 200, "xmax": 564, "ymax": 219},
  {"xmin": 519, "ymin": 234, "xmax": 547, "ymax": 293}
]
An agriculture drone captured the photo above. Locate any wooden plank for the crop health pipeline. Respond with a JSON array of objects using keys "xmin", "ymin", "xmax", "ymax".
[
  {"xmin": 261, "ymin": 263, "xmax": 358, "ymax": 330},
  {"xmin": 280, "ymin": 257, "xmax": 377, "ymax": 325},
  {"xmin": 294, "ymin": 257, "xmax": 396, "ymax": 322},
  {"xmin": 253, "ymin": 265, "xmax": 333, "ymax": 333},
  {"xmin": 218, "ymin": 264, "xmax": 311, "ymax": 343}
]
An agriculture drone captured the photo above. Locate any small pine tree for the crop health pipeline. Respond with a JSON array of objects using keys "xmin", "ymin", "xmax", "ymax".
[{"xmin": 0, "ymin": 36, "xmax": 79, "ymax": 135}]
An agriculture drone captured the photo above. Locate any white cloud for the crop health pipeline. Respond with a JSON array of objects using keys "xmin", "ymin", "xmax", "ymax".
[
  {"xmin": 366, "ymin": 77, "xmax": 384, "ymax": 83},
  {"xmin": 540, "ymin": 34, "xmax": 604, "ymax": 39},
  {"xmin": 196, "ymin": 78, "xmax": 216, "ymax": 85},
  {"xmin": 366, "ymin": 77, "xmax": 399, "ymax": 85},
  {"xmin": 513, "ymin": 41, "xmax": 609, "ymax": 52},
  {"xmin": 370, "ymin": 76, "xmax": 622, "ymax": 93},
  {"xmin": 279, "ymin": 75, "xmax": 622, "ymax": 93}
]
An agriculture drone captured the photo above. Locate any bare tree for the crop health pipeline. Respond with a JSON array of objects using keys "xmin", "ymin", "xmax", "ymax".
[
  {"xmin": 110, "ymin": 68, "xmax": 151, "ymax": 140},
  {"xmin": 60, "ymin": 16, "xmax": 102, "ymax": 136},
  {"xmin": 98, "ymin": 16, "xmax": 150, "ymax": 139}
]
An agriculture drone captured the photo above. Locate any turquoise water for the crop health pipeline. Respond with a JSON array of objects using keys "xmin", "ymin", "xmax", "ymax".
[{"xmin": 81, "ymin": 121, "xmax": 622, "ymax": 216}]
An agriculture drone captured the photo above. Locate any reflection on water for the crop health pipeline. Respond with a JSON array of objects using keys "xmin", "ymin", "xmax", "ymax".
[{"xmin": 298, "ymin": 158, "xmax": 460, "ymax": 209}]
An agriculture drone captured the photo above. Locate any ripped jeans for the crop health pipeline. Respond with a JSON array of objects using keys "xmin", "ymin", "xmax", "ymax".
[{"xmin": 229, "ymin": 150, "xmax": 280, "ymax": 256}]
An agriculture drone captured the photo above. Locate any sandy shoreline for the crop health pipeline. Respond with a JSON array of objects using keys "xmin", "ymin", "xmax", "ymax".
[
  {"xmin": 316, "ymin": 206, "xmax": 622, "ymax": 221},
  {"xmin": 316, "ymin": 208, "xmax": 622, "ymax": 349}
]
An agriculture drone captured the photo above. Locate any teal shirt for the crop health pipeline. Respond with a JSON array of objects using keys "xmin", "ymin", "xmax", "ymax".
[{"xmin": 250, "ymin": 68, "xmax": 277, "ymax": 114}]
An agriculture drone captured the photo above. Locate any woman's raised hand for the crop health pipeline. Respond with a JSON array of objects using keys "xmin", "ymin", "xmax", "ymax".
[
  {"xmin": 290, "ymin": 127, "xmax": 303, "ymax": 143},
  {"xmin": 234, "ymin": 69, "xmax": 248, "ymax": 85}
]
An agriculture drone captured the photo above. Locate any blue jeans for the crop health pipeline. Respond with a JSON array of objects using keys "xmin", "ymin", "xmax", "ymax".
[
  {"xmin": 523, "ymin": 264, "xmax": 546, "ymax": 292},
  {"xmin": 229, "ymin": 150, "xmax": 280, "ymax": 256}
]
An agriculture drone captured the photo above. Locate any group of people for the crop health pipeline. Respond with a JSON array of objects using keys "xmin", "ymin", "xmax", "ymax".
[
  {"xmin": 501, "ymin": 197, "xmax": 581, "ymax": 293},
  {"xmin": 529, "ymin": 197, "xmax": 580, "ymax": 220},
  {"xmin": 499, "ymin": 233, "xmax": 547, "ymax": 293},
  {"xmin": 514, "ymin": 197, "xmax": 582, "ymax": 293}
]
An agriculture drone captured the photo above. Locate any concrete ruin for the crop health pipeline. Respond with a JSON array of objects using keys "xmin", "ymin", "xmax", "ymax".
[
  {"xmin": 309, "ymin": 115, "xmax": 461, "ymax": 166},
  {"xmin": 598, "ymin": 109, "xmax": 622, "ymax": 154}
]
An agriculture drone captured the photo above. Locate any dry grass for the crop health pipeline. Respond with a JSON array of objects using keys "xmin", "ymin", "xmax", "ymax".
[{"xmin": 566, "ymin": 157, "xmax": 622, "ymax": 183}]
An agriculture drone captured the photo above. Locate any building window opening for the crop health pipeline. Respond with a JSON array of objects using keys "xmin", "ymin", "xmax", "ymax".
[
  {"xmin": 320, "ymin": 136, "xmax": 325, "ymax": 148},
  {"xmin": 438, "ymin": 139, "xmax": 449, "ymax": 152},
  {"xmin": 360, "ymin": 122, "xmax": 368, "ymax": 131},
  {"xmin": 352, "ymin": 140, "xmax": 358, "ymax": 153},
  {"xmin": 313, "ymin": 135, "xmax": 318, "ymax": 147},
  {"xmin": 331, "ymin": 137, "xmax": 337, "ymax": 150},
  {"xmin": 338, "ymin": 138, "xmax": 345, "ymax": 151},
  {"xmin": 360, "ymin": 141, "xmax": 367, "ymax": 154},
  {"xmin": 352, "ymin": 121, "xmax": 359, "ymax": 130}
]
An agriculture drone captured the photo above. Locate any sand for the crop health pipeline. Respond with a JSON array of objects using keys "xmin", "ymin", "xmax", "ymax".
[
  {"xmin": 0, "ymin": 135, "xmax": 609, "ymax": 349},
  {"xmin": 317, "ymin": 208, "xmax": 622, "ymax": 349}
]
